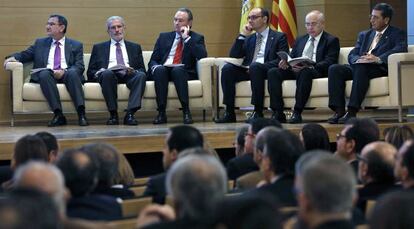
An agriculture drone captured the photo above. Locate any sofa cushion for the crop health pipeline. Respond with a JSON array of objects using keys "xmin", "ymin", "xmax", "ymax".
[{"xmin": 23, "ymin": 83, "xmax": 74, "ymax": 101}]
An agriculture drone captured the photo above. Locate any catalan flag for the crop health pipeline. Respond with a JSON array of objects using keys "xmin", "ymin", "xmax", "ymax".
[
  {"xmin": 239, "ymin": 0, "xmax": 264, "ymax": 33},
  {"xmin": 270, "ymin": 0, "xmax": 297, "ymax": 47}
]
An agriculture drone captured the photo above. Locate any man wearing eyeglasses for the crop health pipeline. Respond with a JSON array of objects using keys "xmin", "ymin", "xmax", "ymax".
[
  {"xmin": 267, "ymin": 10, "xmax": 339, "ymax": 124},
  {"xmin": 327, "ymin": 3, "xmax": 407, "ymax": 124},
  {"xmin": 4, "ymin": 14, "xmax": 88, "ymax": 127},
  {"xmin": 215, "ymin": 7, "xmax": 289, "ymax": 123}
]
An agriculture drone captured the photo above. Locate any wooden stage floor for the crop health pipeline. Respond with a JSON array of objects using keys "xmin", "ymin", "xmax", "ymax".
[{"xmin": 1, "ymin": 118, "xmax": 413, "ymax": 161}]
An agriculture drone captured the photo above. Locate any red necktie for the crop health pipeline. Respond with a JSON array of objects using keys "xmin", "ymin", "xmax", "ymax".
[{"xmin": 173, "ymin": 38, "xmax": 183, "ymax": 64}]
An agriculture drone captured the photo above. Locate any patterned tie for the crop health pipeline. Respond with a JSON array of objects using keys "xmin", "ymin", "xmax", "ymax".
[
  {"xmin": 304, "ymin": 37, "xmax": 315, "ymax": 60},
  {"xmin": 173, "ymin": 38, "xmax": 183, "ymax": 64},
  {"xmin": 116, "ymin": 42, "xmax": 125, "ymax": 65},
  {"xmin": 252, "ymin": 33, "xmax": 263, "ymax": 62},
  {"xmin": 368, "ymin": 33, "xmax": 382, "ymax": 54},
  {"xmin": 53, "ymin": 41, "xmax": 61, "ymax": 70}
]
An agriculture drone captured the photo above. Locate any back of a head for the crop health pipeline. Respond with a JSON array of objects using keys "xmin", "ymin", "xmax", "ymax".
[
  {"xmin": 235, "ymin": 125, "xmax": 249, "ymax": 153},
  {"xmin": 35, "ymin": 131, "xmax": 59, "ymax": 155},
  {"xmin": 362, "ymin": 142, "xmax": 396, "ymax": 183},
  {"xmin": 345, "ymin": 118, "xmax": 380, "ymax": 153},
  {"xmin": 56, "ymin": 148, "xmax": 98, "ymax": 198},
  {"xmin": 166, "ymin": 154, "xmax": 227, "ymax": 220},
  {"xmin": 167, "ymin": 125, "xmax": 204, "ymax": 153},
  {"xmin": 300, "ymin": 156, "xmax": 356, "ymax": 214},
  {"xmin": 401, "ymin": 139, "xmax": 414, "ymax": 181},
  {"xmin": 369, "ymin": 191, "xmax": 414, "ymax": 229},
  {"xmin": 112, "ymin": 152, "xmax": 135, "ymax": 187},
  {"xmin": 81, "ymin": 143, "xmax": 119, "ymax": 187},
  {"xmin": 300, "ymin": 123, "xmax": 330, "ymax": 151},
  {"xmin": 13, "ymin": 135, "xmax": 49, "ymax": 168},
  {"xmin": 384, "ymin": 125, "xmax": 413, "ymax": 149},
  {"xmin": 250, "ymin": 118, "xmax": 282, "ymax": 134}
]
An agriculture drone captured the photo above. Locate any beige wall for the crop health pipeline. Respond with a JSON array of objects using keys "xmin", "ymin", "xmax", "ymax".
[{"xmin": 0, "ymin": 0, "xmax": 397, "ymax": 123}]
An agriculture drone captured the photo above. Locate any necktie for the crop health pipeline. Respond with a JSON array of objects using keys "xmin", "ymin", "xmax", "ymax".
[
  {"xmin": 53, "ymin": 41, "xmax": 61, "ymax": 70},
  {"xmin": 304, "ymin": 37, "xmax": 315, "ymax": 60},
  {"xmin": 368, "ymin": 33, "xmax": 382, "ymax": 54},
  {"xmin": 173, "ymin": 38, "xmax": 183, "ymax": 64},
  {"xmin": 252, "ymin": 33, "xmax": 263, "ymax": 62},
  {"xmin": 116, "ymin": 42, "xmax": 125, "ymax": 65}
]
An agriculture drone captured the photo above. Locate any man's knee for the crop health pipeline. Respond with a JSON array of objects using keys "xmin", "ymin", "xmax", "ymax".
[
  {"xmin": 248, "ymin": 62, "xmax": 264, "ymax": 73},
  {"xmin": 267, "ymin": 68, "xmax": 283, "ymax": 83}
]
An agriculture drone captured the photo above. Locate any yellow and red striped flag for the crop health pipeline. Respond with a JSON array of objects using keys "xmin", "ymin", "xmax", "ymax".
[
  {"xmin": 239, "ymin": 0, "xmax": 264, "ymax": 33},
  {"xmin": 270, "ymin": 0, "xmax": 297, "ymax": 47}
]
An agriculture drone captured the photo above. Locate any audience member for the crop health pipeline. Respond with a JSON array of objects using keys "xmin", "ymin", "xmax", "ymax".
[
  {"xmin": 143, "ymin": 125, "xmax": 204, "ymax": 204},
  {"xmin": 234, "ymin": 125, "xmax": 249, "ymax": 157},
  {"xmin": 35, "ymin": 131, "xmax": 60, "ymax": 163},
  {"xmin": 394, "ymin": 139, "xmax": 414, "ymax": 190},
  {"xmin": 383, "ymin": 125, "xmax": 413, "ymax": 149},
  {"xmin": 300, "ymin": 123, "xmax": 331, "ymax": 151},
  {"xmin": 112, "ymin": 151, "xmax": 135, "ymax": 188}
]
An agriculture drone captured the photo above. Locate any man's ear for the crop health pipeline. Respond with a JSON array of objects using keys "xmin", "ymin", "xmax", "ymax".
[
  {"xmin": 346, "ymin": 139, "xmax": 356, "ymax": 154},
  {"xmin": 401, "ymin": 166, "xmax": 410, "ymax": 181},
  {"xmin": 170, "ymin": 149, "xmax": 178, "ymax": 162}
]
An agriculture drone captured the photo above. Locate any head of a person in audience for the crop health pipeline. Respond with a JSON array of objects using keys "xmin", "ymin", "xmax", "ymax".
[
  {"xmin": 305, "ymin": 10, "xmax": 325, "ymax": 38},
  {"xmin": 112, "ymin": 151, "xmax": 135, "ymax": 187},
  {"xmin": 106, "ymin": 16, "xmax": 125, "ymax": 42},
  {"xmin": 336, "ymin": 118, "xmax": 380, "ymax": 161},
  {"xmin": 358, "ymin": 141, "xmax": 396, "ymax": 185},
  {"xmin": 369, "ymin": 191, "xmax": 414, "ymax": 229},
  {"xmin": 260, "ymin": 127, "xmax": 304, "ymax": 183},
  {"xmin": 247, "ymin": 7, "xmax": 269, "ymax": 33},
  {"xmin": 81, "ymin": 143, "xmax": 119, "ymax": 189},
  {"xmin": 300, "ymin": 123, "xmax": 331, "ymax": 152},
  {"xmin": 13, "ymin": 161, "xmax": 67, "ymax": 218},
  {"xmin": 370, "ymin": 3, "xmax": 393, "ymax": 31},
  {"xmin": 174, "ymin": 7, "xmax": 193, "ymax": 33},
  {"xmin": 383, "ymin": 125, "xmax": 413, "ymax": 150},
  {"xmin": 35, "ymin": 131, "xmax": 59, "ymax": 163},
  {"xmin": 394, "ymin": 139, "xmax": 414, "ymax": 189},
  {"xmin": 244, "ymin": 118, "xmax": 281, "ymax": 155},
  {"xmin": 56, "ymin": 148, "xmax": 99, "ymax": 198},
  {"xmin": 295, "ymin": 154, "xmax": 357, "ymax": 228},
  {"xmin": 11, "ymin": 134, "xmax": 49, "ymax": 170},
  {"xmin": 166, "ymin": 154, "xmax": 227, "ymax": 221},
  {"xmin": 163, "ymin": 125, "xmax": 204, "ymax": 170},
  {"xmin": 0, "ymin": 188, "xmax": 61, "ymax": 229},
  {"xmin": 234, "ymin": 125, "xmax": 249, "ymax": 156},
  {"xmin": 178, "ymin": 147, "xmax": 217, "ymax": 160}
]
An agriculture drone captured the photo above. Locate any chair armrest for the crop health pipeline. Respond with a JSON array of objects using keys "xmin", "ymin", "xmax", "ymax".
[
  {"xmin": 387, "ymin": 52, "xmax": 414, "ymax": 106},
  {"xmin": 5, "ymin": 61, "xmax": 24, "ymax": 113},
  {"xmin": 197, "ymin": 57, "xmax": 216, "ymax": 108}
]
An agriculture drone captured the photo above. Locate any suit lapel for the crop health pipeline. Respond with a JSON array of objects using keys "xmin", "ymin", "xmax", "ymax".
[
  {"xmin": 65, "ymin": 38, "xmax": 71, "ymax": 65},
  {"xmin": 372, "ymin": 27, "xmax": 390, "ymax": 52},
  {"xmin": 296, "ymin": 35, "xmax": 308, "ymax": 57},
  {"xmin": 42, "ymin": 37, "xmax": 52, "ymax": 67},
  {"xmin": 315, "ymin": 33, "xmax": 326, "ymax": 62},
  {"xmin": 103, "ymin": 41, "xmax": 111, "ymax": 67},
  {"xmin": 364, "ymin": 30, "xmax": 376, "ymax": 53},
  {"xmin": 163, "ymin": 32, "xmax": 176, "ymax": 62},
  {"xmin": 264, "ymin": 30, "xmax": 274, "ymax": 61}
]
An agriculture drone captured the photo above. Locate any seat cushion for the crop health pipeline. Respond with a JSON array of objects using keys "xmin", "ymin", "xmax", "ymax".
[{"xmin": 23, "ymin": 83, "xmax": 74, "ymax": 101}]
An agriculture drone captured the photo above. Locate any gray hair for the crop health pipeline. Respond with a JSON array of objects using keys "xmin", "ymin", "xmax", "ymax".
[
  {"xmin": 306, "ymin": 10, "xmax": 325, "ymax": 23},
  {"xmin": 298, "ymin": 155, "xmax": 357, "ymax": 214},
  {"xmin": 13, "ymin": 161, "xmax": 66, "ymax": 216},
  {"xmin": 166, "ymin": 154, "xmax": 227, "ymax": 220},
  {"xmin": 106, "ymin": 16, "xmax": 125, "ymax": 29}
]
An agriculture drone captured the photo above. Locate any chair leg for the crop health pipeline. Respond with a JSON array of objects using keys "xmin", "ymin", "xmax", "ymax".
[{"xmin": 203, "ymin": 109, "xmax": 206, "ymax": 122}]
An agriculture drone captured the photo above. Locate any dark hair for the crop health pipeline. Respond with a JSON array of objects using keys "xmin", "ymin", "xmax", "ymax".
[
  {"xmin": 264, "ymin": 129, "xmax": 305, "ymax": 175},
  {"xmin": 167, "ymin": 125, "xmax": 204, "ymax": 152},
  {"xmin": 56, "ymin": 148, "xmax": 98, "ymax": 197},
  {"xmin": 369, "ymin": 191, "xmax": 414, "ymax": 229},
  {"xmin": 345, "ymin": 118, "xmax": 380, "ymax": 153},
  {"xmin": 373, "ymin": 3, "xmax": 393, "ymax": 22},
  {"xmin": 177, "ymin": 7, "xmax": 193, "ymax": 21},
  {"xmin": 250, "ymin": 118, "xmax": 281, "ymax": 134},
  {"xmin": 301, "ymin": 123, "xmax": 331, "ymax": 151},
  {"xmin": 383, "ymin": 125, "xmax": 413, "ymax": 149},
  {"xmin": 35, "ymin": 131, "xmax": 58, "ymax": 156},
  {"xmin": 365, "ymin": 149, "xmax": 395, "ymax": 183},
  {"xmin": 401, "ymin": 140, "xmax": 414, "ymax": 179},
  {"xmin": 49, "ymin": 14, "xmax": 67, "ymax": 33},
  {"xmin": 81, "ymin": 143, "xmax": 119, "ymax": 188},
  {"xmin": 13, "ymin": 135, "xmax": 49, "ymax": 167},
  {"xmin": 236, "ymin": 126, "xmax": 249, "ymax": 148},
  {"xmin": 258, "ymin": 7, "xmax": 270, "ymax": 24}
]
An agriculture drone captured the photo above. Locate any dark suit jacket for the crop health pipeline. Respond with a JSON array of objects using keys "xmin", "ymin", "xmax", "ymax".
[
  {"xmin": 143, "ymin": 173, "xmax": 167, "ymax": 204},
  {"xmin": 229, "ymin": 28, "xmax": 289, "ymax": 68},
  {"xmin": 356, "ymin": 181, "xmax": 400, "ymax": 212},
  {"xmin": 226, "ymin": 153, "xmax": 259, "ymax": 180},
  {"xmin": 92, "ymin": 184, "xmax": 135, "ymax": 200},
  {"xmin": 87, "ymin": 40, "xmax": 146, "ymax": 81},
  {"xmin": 348, "ymin": 25, "xmax": 407, "ymax": 71},
  {"xmin": 148, "ymin": 31, "xmax": 207, "ymax": 78},
  {"xmin": 12, "ymin": 36, "xmax": 85, "ymax": 82},
  {"xmin": 290, "ymin": 31, "xmax": 340, "ymax": 76},
  {"xmin": 315, "ymin": 220, "xmax": 354, "ymax": 229},
  {"xmin": 66, "ymin": 194, "xmax": 122, "ymax": 221}
]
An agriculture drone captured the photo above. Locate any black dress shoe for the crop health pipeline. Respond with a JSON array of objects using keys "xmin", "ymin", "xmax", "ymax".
[
  {"xmin": 106, "ymin": 115, "xmax": 119, "ymax": 125},
  {"xmin": 183, "ymin": 110, "xmax": 194, "ymax": 124},
  {"xmin": 214, "ymin": 111, "xmax": 236, "ymax": 123},
  {"xmin": 288, "ymin": 112, "xmax": 302, "ymax": 124},
  {"xmin": 123, "ymin": 113, "xmax": 138, "ymax": 125},
  {"xmin": 245, "ymin": 111, "xmax": 264, "ymax": 123},
  {"xmin": 78, "ymin": 114, "xmax": 89, "ymax": 126},
  {"xmin": 153, "ymin": 111, "xmax": 167, "ymax": 124},
  {"xmin": 48, "ymin": 114, "xmax": 67, "ymax": 127},
  {"xmin": 327, "ymin": 113, "xmax": 344, "ymax": 124},
  {"xmin": 271, "ymin": 111, "xmax": 287, "ymax": 123},
  {"xmin": 338, "ymin": 112, "xmax": 356, "ymax": 124}
]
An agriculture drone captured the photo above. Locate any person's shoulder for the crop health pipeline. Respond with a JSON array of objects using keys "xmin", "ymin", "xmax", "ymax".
[
  {"xmin": 269, "ymin": 28, "xmax": 286, "ymax": 37},
  {"xmin": 66, "ymin": 37, "xmax": 83, "ymax": 45},
  {"xmin": 321, "ymin": 31, "xmax": 339, "ymax": 40},
  {"xmin": 149, "ymin": 173, "xmax": 167, "ymax": 183},
  {"xmin": 124, "ymin": 40, "xmax": 140, "ymax": 46},
  {"xmin": 387, "ymin": 25, "xmax": 406, "ymax": 34},
  {"xmin": 190, "ymin": 31, "xmax": 204, "ymax": 38}
]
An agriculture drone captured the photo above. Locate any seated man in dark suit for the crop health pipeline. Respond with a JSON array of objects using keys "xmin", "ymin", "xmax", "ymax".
[
  {"xmin": 328, "ymin": 3, "xmax": 407, "ymax": 124},
  {"xmin": 148, "ymin": 8, "xmax": 207, "ymax": 124},
  {"xmin": 394, "ymin": 139, "xmax": 414, "ymax": 190},
  {"xmin": 267, "ymin": 10, "xmax": 340, "ymax": 123},
  {"xmin": 143, "ymin": 125, "xmax": 204, "ymax": 204},
  {"xmin": 4, "ymin": 14, "xmax": 88, "ymax": 127},
  {"xmin": 215, "ymin": 7, "xmax": 288, "ymax": 123},
  {"xmin": 87, "ymin": 16, "xmax": 147, "ymax": 125}
]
